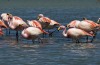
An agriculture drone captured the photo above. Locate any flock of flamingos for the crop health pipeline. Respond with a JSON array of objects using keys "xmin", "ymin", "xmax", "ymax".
[{"xmin": 0, "ymin": 13, "xmax": 100, "ymax": 44}]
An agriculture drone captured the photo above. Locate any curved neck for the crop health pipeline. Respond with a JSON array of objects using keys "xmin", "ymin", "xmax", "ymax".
[{"xmin": 62, "ymin": 27, "xmax": 67, "ymax": 37}]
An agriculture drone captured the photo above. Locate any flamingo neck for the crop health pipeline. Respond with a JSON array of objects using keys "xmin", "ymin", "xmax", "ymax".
[{"xmin": 62, "ymin": 27, "xmax": 67, "ymax": 37}]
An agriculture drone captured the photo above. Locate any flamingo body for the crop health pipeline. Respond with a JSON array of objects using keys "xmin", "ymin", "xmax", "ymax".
[
  {"xmin": 78, "ymin": 20, "xmax": 98, "ymax": 32},
  {"xmin": 27, "ymin": 20, "xmax": 42, "ymax": 29},
  {"xmin": 8, "ymin": 16, "xmax": 28, "ymax": 30},
  {"xmin": 22, "ymin": 27, "xmax": 48, "ymax": 40},
  {"xmin": 67, "ymin": 20, "xmax": 81, "ymax": 28},
  {"xmin": 45, "ymin": 20, "xmax": 60, "ymax": 29}
]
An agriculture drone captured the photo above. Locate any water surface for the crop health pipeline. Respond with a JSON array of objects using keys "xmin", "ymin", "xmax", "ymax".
[{"xmin": 0, "ymin": 0, "xmax": 100, "ymax": 65}]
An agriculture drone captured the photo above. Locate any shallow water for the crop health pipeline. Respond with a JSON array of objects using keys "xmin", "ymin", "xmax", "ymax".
[{"xmin": 0, "ymin": 0, "xmax": 100, "ymax": 65}]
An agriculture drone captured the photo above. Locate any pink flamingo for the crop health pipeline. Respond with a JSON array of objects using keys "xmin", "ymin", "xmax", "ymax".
[
  {"xmin": 0, "ymin": 19, "xmax": 8, "ymax": 28},
  {"xmin": 1, "ymin": 13, "xmax": 28, "ymax": 42},
  {"xmin": 47, "ymin": 20, "xmax": 61, "ymax": 36},
  {"xmin": 37, "ymin": 14, "xmax": 51, "ymax": 29},
  {"xmin": 38, "ymin": 14, "xmax": 61, "ymax": 29},
  {"xmin": 44, "ymin": 20, "xmax": 61, "ymax": 29},
  {"xmin": 67, "ymin": 20, "xmax": 81, "ymax": 28},
  {"xmin": 37, "ymin": 14, "xmax": 61, "ymax": 36},
  {"xmin": 27, "ymin": 20, "xmax": 51, "ymax": 37},
  {"xmin": 21, "ymin": 27, "xmax": 49, "ymax": 43},
  {"xmin": 67, "ymin": 18, "xmax": 99, "ymax": 42},
  {"xmin": 27, "ymin": 20, "xmax": 42, "ymax": 29},
  {"xmin": 0, "ymin": 20, "xmax": 8, "ymax": 36},
  {"xmin": 67, "ymin": 18, "xmax": 99, "ymax": 32},
  {"xmin": 1, "ymin": 13, "xmax": 11, "ymax": 34},
  {"xmin": 58, "ymin": 25, "xmax": 94, "ymax": 43}
]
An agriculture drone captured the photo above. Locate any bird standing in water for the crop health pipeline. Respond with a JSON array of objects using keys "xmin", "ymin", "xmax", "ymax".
[
  {"xmin": 1, "ymin": 13, "xmax": 28, "ymax": 42},
  {"xmin": 67, "ymin": 18, "xmax": 99, "ymax": 42},
  {"xmin": 37, "ymin": 14, "xmax": 61, "ymax": 36},
  {"xmin": 58, "ymin": 25, "xmax": 94, "ymax": 43},
  {"xmin": 21, "ymin": 27, "xmax": 49, "ymax": 43}
]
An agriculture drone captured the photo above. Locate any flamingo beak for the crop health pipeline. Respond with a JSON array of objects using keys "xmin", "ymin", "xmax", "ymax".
[
  {"xmin": 57, "ymin": 27, "xmax": 61, "ymax": 31},
  {"xmin": 66, "ymin": 24, "xmax": 69, "ymax": 28}
]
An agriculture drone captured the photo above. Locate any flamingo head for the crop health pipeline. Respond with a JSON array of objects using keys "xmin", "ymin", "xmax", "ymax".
[
  {"xmin": 37, "ymin": 14, "xmax": 44, "ymax": 20},
  {"xmin": 1, "ymin": 13, "xmax": 9, "ymax": 22},
  {"xmin": 82, "ymin": 17, "xmax": 87, "ymax": 20},
  {"xmin": 97, "ymin": 18, "xmax": 100, "ymax": 24},
  {"xmin": 58, "ymin": 25, "xmax": 66, "ymax": 31},
  {"xmin": 21, "ymin": 30, "xmax": 29, "ymax": 39},
  {"xmin": 7, "ymin": 13, "xmax": 13, "ymax": 21}
]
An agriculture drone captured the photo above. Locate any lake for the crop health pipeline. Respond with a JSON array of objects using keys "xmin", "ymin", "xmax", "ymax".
[{"xmin": 0, "ymin": 0, "xmax": 100, "ymax": 65}]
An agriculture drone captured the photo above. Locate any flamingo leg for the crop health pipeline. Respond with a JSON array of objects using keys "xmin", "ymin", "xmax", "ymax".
[
  {"xmin": 91, "ymin": 31, "xmax": 97, "ymax": 43},
  {"xmin": 76, "ymin": 39, "xmax": 80, "ymax": 43},
  {"xmin": 49, "ymin": 29, "xmax": 56, "ymax": 37},
  {"xmin": 49, "ymin": 28, "xmax": 58, "ymax": 37},
  {"xmin": 6, "ymin": 28, "xmax": 8, "ymax": 35},
  {"xmin": 5, "ymin": 28, "xmax": 10, "ymax": 36},
  {"xmin": 16, "ymin": 31, "xmax": 19, "ymax": 43},
  {"xmin": 38, "ymin": 37, "xmax": 43, "ymax": 44},
  {"xmin": 86, "ymin": 36, "xmax": 88, "ymax": 43},
  {"xmin": 42, "ymin": 33, "xmax": 45, "ymax": 38},
  {"xmin": 8, "ymin": 28, "xmax": 10, "ymax": 35},
  {"xmin": 32, "ymin": 39, "xmax": 34, "ymax": 44}
]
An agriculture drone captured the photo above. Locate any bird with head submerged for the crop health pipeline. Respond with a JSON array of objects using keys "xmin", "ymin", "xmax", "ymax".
[{"xmin": 21, "ymin": 27, "xmax": 49, "ymax": 43}]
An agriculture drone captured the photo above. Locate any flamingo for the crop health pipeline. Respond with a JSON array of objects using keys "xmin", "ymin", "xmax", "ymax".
[
  {"xmin": 96, "ymin": 18, "xmax": 100, "ymax": 24},
  {"xmin": 67, "ymin": 20, "xmax": 81, "ymax": 28},
  {"xmin": 46, "ymin": 20, "xmax": 61, "ymax": 36},
  {"xmin": 67, "ymin": 18, "xmax": 99, "ymax": 42},
  {"xmin": 96, "ymin": 18, "xmax": 100, "ymax": 30},
  {"xmin": 0, "ymin": 19, "xmax": 8, "ymax": 28},
  {"xmin": 21, "ymin": 27, "xmax": 49, "ymax": 43},
  {"xmin": 67, "ymin": 18, "xmax": 99, "ymax": 31},
  {"xmin": 44, "ymin": 20, "xmax": 61, "ymax": 29},
  {"xmin": 37, "ymin": 14, "xmax": 61, "ymax": 29},
  {"xmin": 78, "ymin": 18, "xmax": 99, "ymax": 42},
  {"xmin": 0, "ymin": 20, "xmax": 8, "ymax": 36},
  {"xmin": 37, "ymin": 14, "xmax": 61, "ymax": 36},
  {"xmin": 37, "ymin": 14, "xmax": 51, "ymax": 29},
  {"xmin": 58, "ymin": 25, "xmax": 94, "ymax": 43},
  {"xmin": 27, "ymin": 20, "xmax": 42, "ymax": 29},
  {"xmin": 1, "ymin": 13, "xmax": 28, "ymax": 42},
  {"xmin": 1, "ymin": 13, "xmax": 11, "ymax": 34}
]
